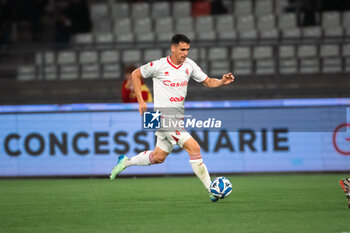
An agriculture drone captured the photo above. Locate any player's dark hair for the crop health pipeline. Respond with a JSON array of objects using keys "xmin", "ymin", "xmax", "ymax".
[
  {"xmin": 124, "ymin": 64, "xmax": 137, "ymax": 74},
  {"xmin": 171, "ymin": 34, "xmax": 190, "ymax": 45}
]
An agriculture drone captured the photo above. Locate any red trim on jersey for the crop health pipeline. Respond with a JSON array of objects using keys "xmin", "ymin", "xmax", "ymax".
[
  {"xmin": 202, "ymin": 77, "xmax": 209, "ymax": 83},
  {"xmin": 167, "ymin": 56, "xmax": 183, "ymax": 69},
  {"xmin": 171, "ymin": 135, "xmax": 179, "ymax": 142}
]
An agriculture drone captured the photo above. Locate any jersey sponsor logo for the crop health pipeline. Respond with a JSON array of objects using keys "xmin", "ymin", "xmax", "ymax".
[
  {"xmin": 165, "ymin": 71, "xmax": 169, "ymax": 76},
  {"xmin": 163, "ymin": 80, "xmax": 188, "ymax": 87},
  {"xmin": 185, "ymin": 68, "xmax": 189, "ymax": 75},
  {"xmin": 170, "ymin": 96, "xmax": 184, "ymax": 102},
  {"xmin": 150, "ymin": 62, "xmax": 153, "ymax": 67}
]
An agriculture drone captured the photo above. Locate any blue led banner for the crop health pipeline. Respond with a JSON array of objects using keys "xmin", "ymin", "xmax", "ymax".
[{"xmin": 0, "ymin": 98, "xmax": 349, "ymax": 177}]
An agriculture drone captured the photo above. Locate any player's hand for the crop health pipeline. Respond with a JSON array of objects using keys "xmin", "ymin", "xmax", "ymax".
[
  {"xmin": 222, "ymin": 73, "xmax": 235, "ymax": 85},
  {"xmin": 138, "ymin": 101, "xmax": 147, "ymax": 115}
]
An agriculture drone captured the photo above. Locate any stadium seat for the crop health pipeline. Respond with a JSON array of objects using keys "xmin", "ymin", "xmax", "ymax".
[
  {"xmin": 234, "ymin": 0, "xmax": 253, "ymax": 16},
  {"xmin": 342, "ymin": 11, "xmax": 350, "ymax": 29},
  {"xmin": 131, "ymin": 3, "xmax": 150, "ymax": 19},
  {"xmin": 215, "ymin": 15, "xmax": 234, "ymax": 33},
  {"xmin": 210, "ymin": 61, "xmax": 230, "ymax": 77},
  {"xmin": 172, "ymin": 1, "xmax": 191, "ymax": 17},
  {"xmin": 343, "ymin": 44, "xmax": 350, "ymax": 57},
  {"xmin": 197, "ymin": 31, "xmax": 217, "ymax": 41},
  {"xmin": 90, "ymin": 3, "xmax": 109, "ymax": 21},
  {"xmin": 144, "ymin": 49, "xmax": 163, "ymax": 62},
  {"xmin": 279, "ymin": 58, "xmax": 298, "ymax": 74},
  {"xmin": 279, "ymin": 45, "xmax": 295, "ymax": 58},
  {"xmin": 302, "ymin": 27, "xmax": 322, "ymax": 39},
  {"xmin": 320, "ymin": 44, "xmax": 341, "ymax": 73},
  {"xmin": 278, "ymin": 45, "xmax": 298, "ymax": 74},
  {"xmin": 81, "ymin": 64, "xmax": 100, "ymax": 79},
  {"xmin": 151, "ymin": 2, "xmax": 170, "ymax": 18},
  {"xmin": 136, "ymin": 32, "xmax": 155, "ymax": 42},
  {"xmin": 115, "ymin": 33, "xmax": 134, "ymax": 43},
  {"xmin": 232, "ymin": 60, "xmax": 253, "ymax": 75},
  {"xmin": 39, "ymin": 65, "xmax": 57, "ymax": 80},
  {"xmin": 155, "ymin": 17, "xmax": 173, "ymax": 34},
  {"xmin": 175, "ymin": 17, "xmax": 194, "ymax": 34},
  {"xmin": 298, "ymin": 46, "xmax": 318, "ymax": 74},
  {"xmin": 299, "ymin": 58, "xmax": 320, "ymax": 74},
  {"xmin": 100, "ymin": 50, "xmax": 119, "ymax": 63},
  {"xmin": 134, "ymin": 18, "xmax": 153, "ymax": 35},
  {"xmin": 320, "ymin": 44, "xmax": 340, "ymax": 57},
  {"xmin": 17, "ymin": 65, "xmax": 36, "ymax": 81},
  {"xmin": 274, "ymin": 0, "xmax": 289, "ymax": 14},
  {"xmin": 74, "ymin": 33, "xmax": 93, "ymax": 45},
  {"xmin": 36, "ymin": 52, "xmax": 55, "ymax": 65},
  {"xmin": 345, "ymin": 58, "xmax": 350, "ymax": 72},
  {"xmin": 297, "ymin": 45, "xmax": 317, "ymax": 58},
  {"xmin": 188, "ymin": 48, "xmax": 199, "ymax": 60},
  {"xmin": 278, "ymin": 13, "xmax": 297, "ymax": 29},
  {"xmin": 322, "ymin": 11, "xmax": 341, "ymax": 28},
  {"xmin": 323, "ymin": 27, "xmax": 344, "ymax": 37},
  {"xmin": 256, "ymin": 59, "xmax": 276, "ymax": 75},
  {"xmin": 257, "ymin": 14, "xmax": 276, "ymax": 30},
  {"xmin": 253, "ymin": 46, "xmax": 274, "ymax": 75},
  {"xmin": 217, "ymin": 31, "xmax": 237, "ymax": 40},
  {"xmin": 102, "ymin": 63, "xmax": 121, "ymax": 79},
  {"xmin": 281, "ymin": 28, "xmax": 301, "ymax": 39},
  {"xmin": 208, "ymin": 48, "xmax": 228, "ymax": 60},
  {"xmin": 59, "ymin": 65, "xmax": 79, "ymax": 80},
  {"xmin": 255, "ymin": 0, "xmax": 274, "ymax": 16},
  {"xmin": 345, "ymin": 28, "xmax": 350, "ymax": 37},
  {"xmin": 157, "ymin": 32, "xmax": 174, "ymax": 42},
  {"xmin": 253, "ymin": 46, "xmax": 273, "ymax": 59},
  {"xmin": 236, "ymin": 15, "xmax": 255, "ymax": 31},
  {"xmin": 239, "ymin": 29, "xmax": 258, "ymax": 40},
  {"xmin": 232, "ymin": 47, "xmax": 251, "ymax": 60},
  {"xmin": 195, "ymin": 16, "xmax": 214, "ymax": 33},
  {"xmin": 79, "ymin": 51, "xmax": 98, "ymax": 64},
  {"xmin": 111, "ymin": 3, "xmax": 129, "ymax": 19},
  {"xmin": 95, "ymin": 33, "xmax": 114, "ymax": 44},
  {"xmin": 123, "ymin": 50, "xmax": 141, "ymax": 63},
  {"xmin": 57, "ymin": 51, "xmax": 76, "ymax": 65},
  {"xmin": 322, "ymin": 58, "xmax": 342, "ymax": 73},
  {"xmin": 259, "ymin": 29, "xmax": 279, "ymax": 39},
  {"xmin": 114, "ymin": 18, "xmax": 132, "ymax": 35}
]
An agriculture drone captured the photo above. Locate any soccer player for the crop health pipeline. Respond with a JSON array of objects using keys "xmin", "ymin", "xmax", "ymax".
[
  {"xmin": 340, "ymin": 178, "xmax": 350, "ymax": 208},
  {"xmin": 110, "ymin": 34, "xmax": 234, "ymax": 202}
]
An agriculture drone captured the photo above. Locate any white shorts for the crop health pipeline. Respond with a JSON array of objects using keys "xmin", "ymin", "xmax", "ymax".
[{"xmin": 155, "ymin": 129, "xmax": 192, "ymax": 153}]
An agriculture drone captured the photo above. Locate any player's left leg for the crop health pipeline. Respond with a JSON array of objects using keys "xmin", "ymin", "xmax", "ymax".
[
  {"xmin": 181, "ymin": 137, "xmax": 218, "ymax": 202},
  {"xmin": 181, "ymin": 136, "xmax": 217, "ymax": 199},
  {"xmin": 340, "ymin": 178, "xmax": 350, "ymax": 208}
]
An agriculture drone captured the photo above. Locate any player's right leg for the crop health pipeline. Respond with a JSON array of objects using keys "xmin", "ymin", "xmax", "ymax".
[
  {"xmin": 110, "ymin": 147, "xmax": 169, "ymax": 180},
  {"xmin": 340, "ymin": 178, "xmax": 350, "ymax": 208}
]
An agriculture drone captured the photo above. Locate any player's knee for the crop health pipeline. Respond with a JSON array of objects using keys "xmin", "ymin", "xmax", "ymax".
[{"xmin": 188, "ymin": 144, "xmax": 201, "ymax": 156}]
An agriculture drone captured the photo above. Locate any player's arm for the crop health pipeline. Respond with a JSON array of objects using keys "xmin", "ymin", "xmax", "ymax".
[
  {"xmin": 202, "ymin": 73, "xmax": 235, "ymax": 88},
  {"xmin": 131, "ymin": 68, "xmax": 147, "ymax": 115}
]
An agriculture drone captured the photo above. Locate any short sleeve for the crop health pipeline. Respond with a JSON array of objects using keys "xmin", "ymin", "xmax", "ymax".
[
  {"xmin": 190, "ymin": 60, "xmax": 208, "ymax": 83},
  {"xmin": 140, "ymin": 60, "xmax": 158, "ymax": 79}
]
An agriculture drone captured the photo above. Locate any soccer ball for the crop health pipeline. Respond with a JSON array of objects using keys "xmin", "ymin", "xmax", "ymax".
[{"xmin": 210, "ymin": 177, "xmax": 232, "ymax": 199}]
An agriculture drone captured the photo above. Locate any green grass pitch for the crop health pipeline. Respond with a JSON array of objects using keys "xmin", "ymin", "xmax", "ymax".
[{"xmin": 0, "ymin": 174, "xmax": 349, "ymax": 233}]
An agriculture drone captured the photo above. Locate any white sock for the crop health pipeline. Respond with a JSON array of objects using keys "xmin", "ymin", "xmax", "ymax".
[
  {"xmin": 124, "ymin": 151, "xmax": 155, "ymax": 167},
  {"xmin": 190, "ymin": 159, "xmax": 211, "ymax": 191}
]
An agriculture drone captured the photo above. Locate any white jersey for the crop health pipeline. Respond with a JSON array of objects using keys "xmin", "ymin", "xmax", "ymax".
[{"xmin": 140, "ymin": 56, "xmax": 208, "ymax": 110}]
